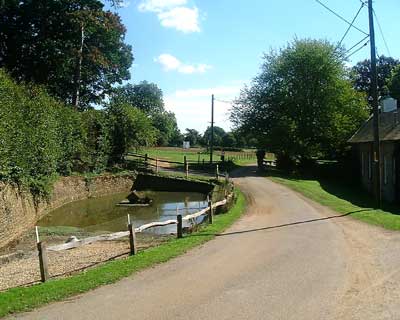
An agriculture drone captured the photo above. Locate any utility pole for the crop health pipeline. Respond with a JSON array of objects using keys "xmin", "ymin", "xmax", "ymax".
[
  {"xmin": 368, "ymin": 0, "xmax": 381, "ymax": 206},
  {"xmin": 209, "ymin": 94, "xmax": 215, "ymax": 164}
]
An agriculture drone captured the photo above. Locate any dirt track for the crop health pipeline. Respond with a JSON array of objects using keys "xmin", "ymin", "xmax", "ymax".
[{"xmin": 11, "ymin": 166, "xmax": 400, "ymax": 319}]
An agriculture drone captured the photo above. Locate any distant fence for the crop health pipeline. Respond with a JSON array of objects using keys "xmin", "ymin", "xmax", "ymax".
[
  {"xmin": 126, "ymin": 152, "xmax": 230, "ymax": 180},
  {"xmin": 34, "ymin": 191, "xmax": 235, "ymax": 283}
]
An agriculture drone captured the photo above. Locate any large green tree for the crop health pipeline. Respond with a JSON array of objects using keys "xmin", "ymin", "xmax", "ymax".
[
  {"xmin": 231, "ymin": 39, "xmax": 368, "ymax": 162},
  {"xmin": 202, "ymin": 126, "xmax": 226, "ymax": 147},
  {"xmin": 112, "ymin": 81, "xmax": 164, "ymax": 114},
  {"xmin": 351, "ymin": 56, "xmax": 400, "ymax": 101},
  {"xmin": 0, "ymin": 0, "xmax": 133, "ymax": 109},
  {"xmin": 112, "ymin": 81, "xmax": 181, "ymax": 146}
]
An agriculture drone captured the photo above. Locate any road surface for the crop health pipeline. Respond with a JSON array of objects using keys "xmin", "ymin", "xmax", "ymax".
[{"xmin": 12, "ymin": 166, "xmax": 400, "ymax": 319}]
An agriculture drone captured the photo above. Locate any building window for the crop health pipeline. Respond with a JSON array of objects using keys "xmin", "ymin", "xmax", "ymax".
[
  {"xmin": 368, "ymin": 152, "xmax": 372, "ymax": 180},
  {"xmin": 383, "ymin": 156, "xmax": 388, "ymax": 185}
]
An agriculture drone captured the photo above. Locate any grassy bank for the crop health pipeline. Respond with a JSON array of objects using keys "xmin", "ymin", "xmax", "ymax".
[
  {"xmin": 0, "ymin": 190, "xmax": 246, "ymax": 318},
  {"xmin": 269, "ymin": 173, "xmax": 400, "ymax": 230}
]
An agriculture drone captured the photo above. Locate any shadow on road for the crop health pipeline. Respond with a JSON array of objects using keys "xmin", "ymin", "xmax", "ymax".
[
  {"xmin": 230, "ymin": 165, "xmax": 261, "ymax": 178},
  {"xmin": 192, "ymin": 209, "xmax": 372, "ymax": 238}
]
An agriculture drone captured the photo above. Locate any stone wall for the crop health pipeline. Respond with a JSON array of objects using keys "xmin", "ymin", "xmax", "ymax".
[{"xmin": 0, "ymin": 174, "xmax": 135, "ymax": 249}]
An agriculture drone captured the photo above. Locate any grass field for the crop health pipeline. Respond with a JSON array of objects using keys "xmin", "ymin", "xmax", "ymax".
[
  {"xmin": 269, "ymin": 172, "xmax": 400, "ymax": 230},
  {"xmin": 135, "ymin": 147, "xmax": 258, "ymax": 164},
  {"xmin": 0, "ymin": 190, "xmax": 246, "ymax": 318}
]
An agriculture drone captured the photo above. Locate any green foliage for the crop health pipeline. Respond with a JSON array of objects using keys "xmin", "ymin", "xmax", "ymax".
[
  {"xmin": 112, "ymin": 81, "xmax": 164, "ymax": 114},
  {"xmin": 351, "ymin": 55, "xmax": 400, "ymax": 102},
  {"xmin": 0, "ymin": 70, "xmax": 157, "ymax": 196},
  {"xmin": 80, "ymin": 109, "xmax": 111, "ymax": 173},
  {"xmin": 184, "ymin": 128, "xmax": 202, "ymax": 146},
  {"xmin": 231, "ymin": 39, "xmax": 369, "ymax": 163},
  {"xmin": 388, "ymin": 65, "xmax": 400, "ymax": 105},
  {"xmin": 111, "ymin": 82, "xmax": 181, "ymax": 146},
  {"xmin": 0, "ymin": 70, "xmax": 80, "ymax": 195},
  {"xmin": 0, "ymin": 0, "xmax": 133, "ymax": 109},
  {"xmin": 107, "ymin": 102, "xmax": 157, "ymax": 163}
]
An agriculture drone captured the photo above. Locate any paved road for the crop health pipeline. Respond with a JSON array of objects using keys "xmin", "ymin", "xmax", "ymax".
[{"xmin": 12, "ymin": 167, "xmax": 400, "ymax": 319}]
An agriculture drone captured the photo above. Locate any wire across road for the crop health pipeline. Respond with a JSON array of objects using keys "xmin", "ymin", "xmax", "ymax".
[{"xmin": 11, "ymin": 166, "xmax": 400, "ymax": 319}]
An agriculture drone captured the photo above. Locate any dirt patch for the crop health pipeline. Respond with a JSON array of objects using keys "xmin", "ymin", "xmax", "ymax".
[{"xmin": 0, "ymin": 234, "xmax": 172, "ymax": 291}]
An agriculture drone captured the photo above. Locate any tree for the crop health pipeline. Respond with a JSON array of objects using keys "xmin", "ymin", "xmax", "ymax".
[
  {"xmin": 231, "ymin": 39, "xmax": 368, "ymax": 163},
  {"xmin": 0, "ymin": 0, "xmax": 133, "ymax": 109},
  {"xmin": 111, "ymin": 81, "xmax": 164, "ymax": 114},
  {"xmin": 222, "ymin": 132, "xmax": 237, "ymax": 148},
  {"xmin": 151, "ymin": 111, "xmax": 181, "ymax": 146},
  {"xmin": 111, "ymin": 81, "xmax": 181, "ymax": 146},
  {"xmin": 202, "ymin": 126, "xmax": 226, "ymax": 147},
  {"xmin": 107, "ymin": 102, "xmax": 157, "ymax": 163},
  {"xmin": 351, "ymin": 55, "xmax": 400, "ymax": 101},
  {"xmin": 388, "ymin": 65, "xmax": 400, "ymax": 106},
  {"xmin": 184, "ymin": 129, "xmax": 201, "ymax": 146}
]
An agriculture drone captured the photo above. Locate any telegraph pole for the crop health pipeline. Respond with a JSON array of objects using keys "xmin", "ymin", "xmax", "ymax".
[
  {"xmin": 209, "ymin": 94, "xmax": 215, "ymax": 163},
  {"xmin": 368, "ymin": 0, "xmax": 381, "ymax": 206}
]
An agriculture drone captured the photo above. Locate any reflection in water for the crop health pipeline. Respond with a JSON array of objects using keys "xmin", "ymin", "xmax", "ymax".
[{"xmin": 38, "ymin": 191, "xmax": 208, "ymax": 234}]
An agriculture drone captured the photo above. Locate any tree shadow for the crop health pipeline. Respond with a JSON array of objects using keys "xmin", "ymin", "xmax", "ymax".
[
  {"xmin": 266, "ymin": 168, "xmax": 400, "ymax": 215},
  {"xmin": 216, "ymin": 209, "xmax": 370, "ymax": 237}
]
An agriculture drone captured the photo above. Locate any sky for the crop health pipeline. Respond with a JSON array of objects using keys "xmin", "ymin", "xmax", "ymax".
[{"xmin": 109, "ymin": 0, "xmax": 400, "ymax": 133}]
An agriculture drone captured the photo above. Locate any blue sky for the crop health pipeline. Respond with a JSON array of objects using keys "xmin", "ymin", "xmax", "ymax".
[{"xmin": 110, "ymin": 0, "xmax": 400, "ymax": 133}]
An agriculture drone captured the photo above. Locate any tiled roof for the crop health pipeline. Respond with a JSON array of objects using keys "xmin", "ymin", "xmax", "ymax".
[{"xmin": 348, "ymin": 110, "xmax": 400, "ymax": 143}]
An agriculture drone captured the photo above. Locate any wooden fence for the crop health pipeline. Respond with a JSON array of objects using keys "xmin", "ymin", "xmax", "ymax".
[
  {"xmin": 126, "ymin": 152, "xmax": 230, "ymax": 180},
  {"xmin": 34, "ymin": 192, "xmax": 234, "ymax": 283}
]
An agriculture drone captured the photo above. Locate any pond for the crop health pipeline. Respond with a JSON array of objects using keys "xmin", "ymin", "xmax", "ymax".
[{"xmin": 38, "ymin": 191, "xmax": 208, "ymax": 235}]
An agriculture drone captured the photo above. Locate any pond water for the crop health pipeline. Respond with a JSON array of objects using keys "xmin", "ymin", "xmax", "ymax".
[{"xmin": 38, "ymin": 191, "xmax": 208, "ymax": 235}]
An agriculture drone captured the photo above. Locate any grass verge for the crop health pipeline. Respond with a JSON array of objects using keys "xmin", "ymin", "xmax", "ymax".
[
  {"xmin": 269, "ymin": 172, "xmax": 400, "ymax": 230},
  {"xmin": 0, "ymin": 189, "xmax": 246, "ymax": 318}
]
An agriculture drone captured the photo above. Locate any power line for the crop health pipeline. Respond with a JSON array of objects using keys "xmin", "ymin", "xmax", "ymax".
[
  {"xmin": 345, "ymin": 39, "xmax": 370, "ymax": 59},
  {"xmin": 373, "ymin": 9, "xmax": 391, "ymax": 56},
  {"xmin": 344, "ymin": 34, "xmax": 370, "ymax": 55},
  {"xmin": 214, "ymin": 98, "xmax": 233, "ymax": 104},
  {"xmin": 337, "ymin": 2, "xmax": 366, "ymax": 48},
  {"xmin": 314, "ymin": 0, "xmax": 369, "ymax": 36}
]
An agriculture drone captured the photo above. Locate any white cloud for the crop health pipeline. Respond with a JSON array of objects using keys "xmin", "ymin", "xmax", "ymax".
[
  {"xmin": 155, "ymin": 54, "xmax": 211, "ymax": 74},
  {"xmin": 138, "ymin": 0, "xmax": 200, "ymax": 33},
  {"xmin": 138, "ymin": 0, "xmax": 187, "ymax": 12},
  {"xmin": 157, "ymin": 6, "xmax": 200, "ymax": 33},
  {"xmin": 164, "ymin": 84, "xmax": 246, "ymax": 132}
]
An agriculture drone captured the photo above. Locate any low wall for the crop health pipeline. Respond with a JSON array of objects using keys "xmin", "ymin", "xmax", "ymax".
[
  {"xmin": 133, "ymin": 173, "xmax": 214, "ymax": 194},
  {"xmin": 0, "ymin": 174, "xmax": 136, "ymax": 249}
]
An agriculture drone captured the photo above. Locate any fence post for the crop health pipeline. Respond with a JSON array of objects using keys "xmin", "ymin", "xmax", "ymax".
[
  {"xmin": 208, "ymin": 199, "xmax": 213, "ymax": 224},
  {"xmin": 128, "ymin": 223, "xmax": 137, "ymax": 256},
  {"xmin": 37, "ymin": 242, "xmax": 49, "ymax": 282},
  {"xmin": 216, "ymin": 164, "xmax": 219, "ymax": 180},
  {"xmin": 177, "ymin": 214, "xmax": 183, "ymax": 239},
  {"xmin": 183, "ymin": 155, "xmax": 187, "ymax": 170},
  {"xmin": 198, "ymin": 153, "xmax": 200, "ymax": 164},
  {"xmin": 145, "ymin": 153, "xmax": 148, "ymax": 169},
  {"xmin": 185, "ymin": 162, "xmax": 189, "ymax": 179},
  {"xmin": 156, "ymin": 158, "xmax": 159, "ymax": 173}
]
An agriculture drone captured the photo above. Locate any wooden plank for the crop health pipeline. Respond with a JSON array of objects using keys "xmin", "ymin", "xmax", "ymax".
[
  {"xmin": 182, "ymin": 207, "xmax": 209, "ymax": 221},
  {"xmin": 135, "ymin": 219, "xmax": 177, "ymax": 233}
]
